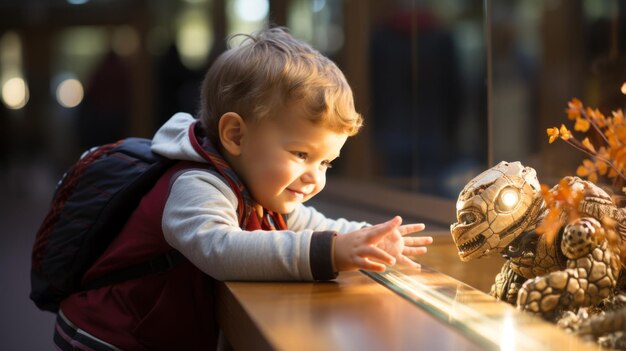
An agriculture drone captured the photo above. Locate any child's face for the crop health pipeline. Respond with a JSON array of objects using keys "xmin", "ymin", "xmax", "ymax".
[{"xmin": 236, "ymin": 111, "xmax": 348, "ymax": 214}]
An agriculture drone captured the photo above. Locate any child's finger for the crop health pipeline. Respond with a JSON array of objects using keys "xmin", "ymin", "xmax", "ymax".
[
  {"xmin": 358, "ymin": 246, "xmax": 396, "ymax": 266},
  {"xmin": 398, "ymin": 223, "xmax": 425, "ymax": 236},
  {"xmin": 355, "ymin": 256, "xmax": 387, "ymax": 272},
  {"xmin": 402, "ymin": 246, "xmax": 428, "ymax": 256},
  {"xmin": 403, "ymin": 236, "xmax": 433, "ymax": 246},
  {"xmin": 397, "ymin": 255, "xmax": 421, "ymax": 269},
  {"xmin": 364, "ymin": 216, "xmax": 402, "ymax": 244}
]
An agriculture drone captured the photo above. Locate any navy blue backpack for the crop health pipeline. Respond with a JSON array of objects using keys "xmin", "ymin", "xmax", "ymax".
[{"xmin": 30, "ymin": 138, "xmax": 180, "ymax": 312}]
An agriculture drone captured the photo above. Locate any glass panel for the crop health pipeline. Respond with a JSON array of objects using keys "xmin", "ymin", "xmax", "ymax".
[
  {"xmin": 364, "ymin": 266, "xmax": 597, "ymax": 351},
  {"xmin": 286, "ymin": 0, "xmax": 488, "ymax": 199},
  {"xmin": 490, "ymin": 0, "xmax": 626, "ymax": 185},
  {"xmin": 366, "ymin": 0, "xmax": 487, "ymax": 198}
]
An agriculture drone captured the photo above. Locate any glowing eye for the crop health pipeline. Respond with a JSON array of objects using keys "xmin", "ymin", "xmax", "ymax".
[{"xmin": 497, "ymin": 188, "xmax": 520, "ymax": 211}]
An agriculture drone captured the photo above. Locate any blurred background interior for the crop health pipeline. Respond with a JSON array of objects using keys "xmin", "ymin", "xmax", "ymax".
[{"xmin": 0, "ymin": 0, "xmax": 625, "ymax": 348}]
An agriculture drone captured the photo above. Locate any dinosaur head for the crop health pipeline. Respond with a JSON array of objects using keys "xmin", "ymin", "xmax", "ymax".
[{"xmin": 450, "ymin": 161, "xmax": 542, "ymax": 262}]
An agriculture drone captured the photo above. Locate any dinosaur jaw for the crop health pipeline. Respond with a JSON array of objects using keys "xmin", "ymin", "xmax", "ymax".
[
  {"xmin": 450, "ymin": 220, "xmax": 494, "ymax": 262},
  {"xmin": 457, "ymin": 233, "xmax": 486, "ymax": 259}
]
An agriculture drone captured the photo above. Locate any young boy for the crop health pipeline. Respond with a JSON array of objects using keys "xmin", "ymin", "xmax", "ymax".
[{"xmin": 54, "ymin": 27, "xmax": 433, "ymax": 350}]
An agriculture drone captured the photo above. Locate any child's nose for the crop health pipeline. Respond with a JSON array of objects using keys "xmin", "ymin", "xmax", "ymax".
[{"xmin": 301, "ymin": 167, "xmax": 321, "ymax": 184}]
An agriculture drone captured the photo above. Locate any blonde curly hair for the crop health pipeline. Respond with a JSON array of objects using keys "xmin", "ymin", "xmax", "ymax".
[{"xmin": 198, "ymin": 27, "xmax": 363, "ymax": 145}]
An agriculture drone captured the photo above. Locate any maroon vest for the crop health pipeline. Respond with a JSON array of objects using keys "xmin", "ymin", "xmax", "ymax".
[{"xmin": 61, "ymin": 125, "xmax": 286, "ymax": 350}]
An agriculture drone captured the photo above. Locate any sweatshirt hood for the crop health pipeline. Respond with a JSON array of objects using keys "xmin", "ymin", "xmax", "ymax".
[{"xmin": 151, "ymin": 112, "xmax": 207, "ymax": 162}]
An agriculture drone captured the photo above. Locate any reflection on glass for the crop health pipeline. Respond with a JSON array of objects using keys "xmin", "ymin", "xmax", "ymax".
[{"xmin": 364, "ymin": 266, "xmax": 596, "ymax": 351}]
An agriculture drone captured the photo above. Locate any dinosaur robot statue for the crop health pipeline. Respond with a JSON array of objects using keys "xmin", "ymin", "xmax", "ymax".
[{"xmin": 450, "ymin": 161, "xmax": 626, "ymax": 347}]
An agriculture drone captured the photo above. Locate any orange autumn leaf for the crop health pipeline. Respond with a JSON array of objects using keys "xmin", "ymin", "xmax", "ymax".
[
  {"xmin": 559, "ymin": 124, "xmax": 572, "ymax": 140},
  {"xmin": 567, "ymin": 98, "xmax": 583, "ymax": 120},
  {"xmin": 547, "ymin": 127, "xmax": 560, "ymax": 144},
  {"xmin": 549, "ymin": 96, "xmax": 626, "ymax": 196},
  {"xmin": 576, "ymin": 165, "xmax": 589, "ymax": 177},
  {"xmin": 554, "ymin": 178, "xmax": 573, "ymax": 201},
  {"xmin": 597, "ymin": 146, "xmax": 610, "ymax": 158},
  {"xmin": 568, "ymin": 98, "xmax": 583, "ymax": 110},
  {"xmin": 574, "ymin": 117, "xmax": 590, "ymax": 132},
  {"xmin": 594, "ymin": 108, "xmax": 606, "ymax": 121},
  {"xmin": 589, "ymin": 171, "xmax": 598, "ymax": 183},
  {"xmin": 567, "ymin": 108, "xmax": 581, "ymax": 120},
  {"xmin": 595, "ymin": 159, "xmax": 608, "ymax": 175},
  {"xmin": 613, "ymin": 147, "xmax": 626, "ymax": 169},
  {"xmin": 605, "ymin": 128, "xmax": 621, "ymax": 148},
  {"xmin": 581, "ymin": 137, "xmax": 596, "ymax": 152},
  {"xmin": 576, "ymin": 159, "xmax": 597, "ymax": 183},
  {"xmin": 536, "ymin": 180, "xmax": 584, "ymax": 245},
  {"xmin": 588, "ymin": 107, "xmax": 608, "ymax": 128},
  {"xmin": 613, "ymin": 124, "xmax": 624, "ymax": 137}
]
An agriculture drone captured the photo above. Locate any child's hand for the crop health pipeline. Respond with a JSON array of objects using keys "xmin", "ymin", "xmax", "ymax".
[
  {"xmin": 375, "ymin": 216, "xmax": 431, "ymax": 269},
  {"xmin": 333, "ymin": 216, "xmax": 432, "ymax": 272}
]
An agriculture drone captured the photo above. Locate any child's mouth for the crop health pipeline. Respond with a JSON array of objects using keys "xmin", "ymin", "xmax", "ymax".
[{"xmin": 287, "ymin": 189, "xmax": 306, "ymax": 200}]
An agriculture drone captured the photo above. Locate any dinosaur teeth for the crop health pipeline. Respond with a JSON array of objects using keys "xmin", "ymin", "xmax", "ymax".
[{"xmin": 459, "ymin": 234, "xmax": 486, "ymax": 253}]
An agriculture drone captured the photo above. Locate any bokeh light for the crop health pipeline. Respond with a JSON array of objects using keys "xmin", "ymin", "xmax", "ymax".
[
  {"xmin": 234, "ymin": 0, "xmax": 269, "ymax": 22},
  {"xmin": 56, "ymin": 78, "xmax": 84, "ymax": 108},
  {"xmin": 312, "ymin": 0, "xmax": 326, "ymax": 12},
  {"xmin": 176, "ymin": 9, "xmax": 212, "ymax": 70},
  {"xmin": 621, "ymin": 82, "xmax": 626, "ymax": 95},
  {"xmin": 2, "ymin": 77, "xmax": 29, "ymax": 109}
]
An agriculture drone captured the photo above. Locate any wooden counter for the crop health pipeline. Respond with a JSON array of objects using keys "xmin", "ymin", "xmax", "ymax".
[
  {"xmin": 216, "ymin": 265, "xmax": 599, "ymax": 351},
  {"xmin": 216, "ymin": 271, "xmax": 485, "ymax": 351}
]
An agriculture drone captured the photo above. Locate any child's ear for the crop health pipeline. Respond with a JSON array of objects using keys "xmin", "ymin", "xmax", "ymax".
[{"xmin": 218, "ymin": 112, "xmax": 246, "ymax": 156}]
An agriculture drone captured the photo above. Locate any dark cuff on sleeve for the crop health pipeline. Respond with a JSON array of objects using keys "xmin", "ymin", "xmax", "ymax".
[{"xmin": 309, "ymin": 231, "xmax": 338, "ymax": 281}]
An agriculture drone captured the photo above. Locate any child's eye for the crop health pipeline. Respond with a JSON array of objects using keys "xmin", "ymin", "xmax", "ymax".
[
  {"xmin": 321, "ymin": 160, "xmax": 333, "ymax": 169},
  {"xmin": 292, "ymin": 151, "xmax": 308, "ymax": 160}
]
